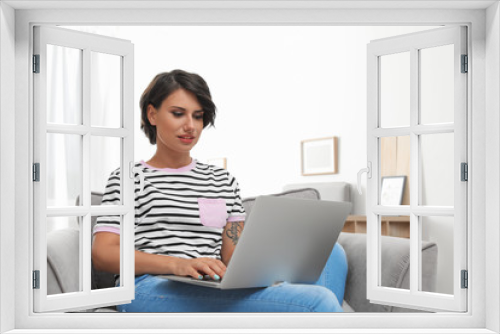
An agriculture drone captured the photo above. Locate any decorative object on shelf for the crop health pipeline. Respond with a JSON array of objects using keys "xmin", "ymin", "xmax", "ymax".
[
  {"xmin": 380, "ymin": 175, "xmax": 406, "ymax": 205},
  {"xmin": 207, "ymin": 157, "xmax": 227, "ymax": 169},
  {"xmin": 301, "ymin": 136, "xmax": 338, "ymax": 176}
]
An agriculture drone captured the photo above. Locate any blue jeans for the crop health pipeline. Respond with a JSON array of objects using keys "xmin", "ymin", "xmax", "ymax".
[{"xmin": 117, "ymin": 243, "xmax": 348, "ymax": 313}]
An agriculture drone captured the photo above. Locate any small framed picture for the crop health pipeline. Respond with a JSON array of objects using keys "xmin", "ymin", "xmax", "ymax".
[
  {"xmin": 207, "ymin": 157, "xmax": 227, "ymax": 169},
  {"xmin": 301, "ymin": 137, "xmax": 338, "ymax": 176},
  {"xmin": 380, "ymin": 176, "xmax": 406, "ymax": 206}
]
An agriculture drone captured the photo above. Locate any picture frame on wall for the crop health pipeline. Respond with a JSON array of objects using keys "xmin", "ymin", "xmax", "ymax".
[
  {"xmin": 380, "ymin": 175, "xmax": 407, "ymax": 206},
  {"xmin": 301, "ymin": 137, "xmax": 338, "ymax": 176}
]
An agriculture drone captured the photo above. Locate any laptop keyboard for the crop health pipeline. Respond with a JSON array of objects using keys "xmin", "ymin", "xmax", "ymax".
[{"xmin": 178, "ymin": 275, "xmax": 221, "ymax": 283}]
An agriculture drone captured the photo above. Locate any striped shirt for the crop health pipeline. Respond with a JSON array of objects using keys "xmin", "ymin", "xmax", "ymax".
[{"xmin": 94, "ymin": 159, "xmax": 246, "ymax": 260}]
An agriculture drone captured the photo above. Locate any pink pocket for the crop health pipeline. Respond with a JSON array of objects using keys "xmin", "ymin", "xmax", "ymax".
[{"xmin": 198, "ymin": 198, "xmax": 228, "ymax": 228}]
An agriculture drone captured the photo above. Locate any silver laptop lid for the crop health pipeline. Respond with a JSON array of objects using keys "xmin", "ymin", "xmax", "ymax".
[{"xmin": 220, "ymin": 196, "xmax": 351, "ymax": 289}]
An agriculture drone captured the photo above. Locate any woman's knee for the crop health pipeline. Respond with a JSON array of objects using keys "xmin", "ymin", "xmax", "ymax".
[
  {"xmin": 308, "ymin": 286, "xmax": 343, "ymax": 312},
  {"xmin": 331, "ymin": 243, "xmax": 348, "ymax": 269},
  {"xmin": 284, "ymin": 285, "xmax": 343, "ymax": 312}
]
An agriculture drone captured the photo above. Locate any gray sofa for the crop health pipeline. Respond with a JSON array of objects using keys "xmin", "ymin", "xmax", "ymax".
[{"xmin": 46, "ymin": 183, "xmax": 437, "ymax": 313}]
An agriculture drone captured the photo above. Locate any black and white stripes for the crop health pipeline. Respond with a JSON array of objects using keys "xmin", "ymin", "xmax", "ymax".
[{"xmin": 94, "ymin": 160, "xmax": 246, "ymax": 260}]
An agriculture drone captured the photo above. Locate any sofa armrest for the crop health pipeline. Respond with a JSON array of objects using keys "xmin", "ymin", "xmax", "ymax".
[{"xmin": 337, "ymin": 232, "xmax": 437, "ymax": 312}]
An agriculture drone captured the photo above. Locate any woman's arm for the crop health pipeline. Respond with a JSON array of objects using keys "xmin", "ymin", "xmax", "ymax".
[
  {"xmin": 92, "ymin": 232, "xmax": 226, "ymax": 279},
  {"xmin": 220, "ymin": 221, "xmax": 244, "ymax": 266}
]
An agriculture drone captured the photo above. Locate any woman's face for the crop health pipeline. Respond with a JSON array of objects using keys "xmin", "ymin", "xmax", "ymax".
[{"xmin": 148, "ymin": 88, "xmax": 205, "ymax": 155}]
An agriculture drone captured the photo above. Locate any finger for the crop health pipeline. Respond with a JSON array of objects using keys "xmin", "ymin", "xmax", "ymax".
[
  {"xmin": 204, "ymin": 258, "xmax": 225, "ymax": 271},
  {"xmin": 215, "ymin": 259, "xmax": 227, "ymax": 270},
  {"xmin": 198, "ymin": 263, "xmax": 222, "ymax": 281},
  {"xmin": 188, "ymin": 267, "xmax": 204, "ymax": 280},
  {"xmin": 196, "ymin": 258, "xmax": 226, "ymax": 279},
  {"xmin": 206, "ymin": 259, "xmax": 226, "ymax": 278},
  {"xmin": 214, "ymin": 260, "xmax": 227, "ymax": 277}
]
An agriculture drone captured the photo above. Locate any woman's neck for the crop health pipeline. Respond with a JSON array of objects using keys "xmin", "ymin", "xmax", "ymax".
[{"xmin": 146, "ymin": 153, "xmax": 192, "ymax": 170}]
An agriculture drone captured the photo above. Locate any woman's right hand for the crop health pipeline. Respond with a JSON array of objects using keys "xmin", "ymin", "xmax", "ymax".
[
  {"xmin": 173, "ymin": 257, "xmax": 227, "ymax": 281},
  {"xmin": 92, "ymin": 232, "xmax": 227, "ymax": 279}
]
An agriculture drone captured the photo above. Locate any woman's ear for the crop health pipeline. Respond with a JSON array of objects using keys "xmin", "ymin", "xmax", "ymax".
[{"xmin": 147, "ymin": 105, "xmax": 157, "ymax": 126}]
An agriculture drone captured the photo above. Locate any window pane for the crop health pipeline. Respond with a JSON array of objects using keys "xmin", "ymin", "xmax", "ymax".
[
  {"xmin": 380, "ymin": 215, "xmax": 410, "ymax": 290},
  {"xmin": 420, "ymin": 44, "xmax": 454, "ymax": 125},
  {"xmin": 91, "ymin": 136, "xmax": 122, "ymax": 204},
  {"xmin": 46, "ymin": 44, "xmax": 83, "ymax": 125},
  {"xmin": 46, "ymin": 133, "xmax": 82, "ymax": 207},
  {"xmin": 380, "ymin": 52, "xmax": 410, "ymax": 128},
  {"xmin": 91, "ymin": 216, "xmax": 121, "ymax": 291},
  {"xmin": 420, "ymin": 133, "xmax": 454, "ymax": 206},
  {"xmin": 380, "ymin": 136, "xmax": 410, "ymax": 206},
  {"xmin": 91, "ymin": 52, "xmax": 122, "ymax": 128},
  {"xmin": 47, "ymin": 216, "xmax": 82, "ymax": 294},
  {"xmin": 421, "ymin": 216, "xmax": 453, "ymax": 295}
]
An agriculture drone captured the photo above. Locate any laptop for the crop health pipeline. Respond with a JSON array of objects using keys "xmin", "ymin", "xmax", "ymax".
[{"xmin": 160, "ymin": 195, "xmax": 351, "ymax": 289}]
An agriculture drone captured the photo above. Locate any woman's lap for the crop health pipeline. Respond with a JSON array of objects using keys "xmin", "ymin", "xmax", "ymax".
[
  {"xmin": 117, "ymin": 275, "xmax": 341, "ymax": 312},
  {"xmin": 117, "ymin": 243, "xmax": 347, "ymax": 313}
]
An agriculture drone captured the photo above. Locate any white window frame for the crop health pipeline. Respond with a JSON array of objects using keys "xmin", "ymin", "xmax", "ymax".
[
  {"xmin": 366, "ymin": 26, "xmax": 468, "ymax": 312},
  {"xmin": 1, "ymin": 1, "xmax": 498, "ymax": 333},
  {"xmin": 32, "ymin": 25, "xmax": 135, "ymax": 313}
]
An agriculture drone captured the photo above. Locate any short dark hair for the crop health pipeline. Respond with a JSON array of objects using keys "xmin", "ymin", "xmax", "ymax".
[{"xmin": 140, "ymin": 70, "xmax": 217, "ymax": 145}]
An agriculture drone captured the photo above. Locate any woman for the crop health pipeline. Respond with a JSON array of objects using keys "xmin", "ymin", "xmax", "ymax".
[{"xmin": 92, "ymin": 70, "xmax": 347, "ymax": 312}]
